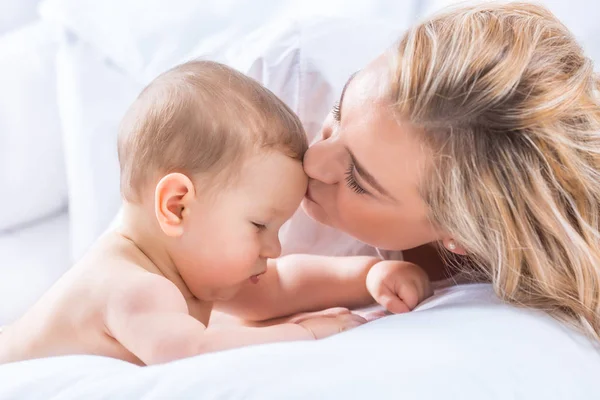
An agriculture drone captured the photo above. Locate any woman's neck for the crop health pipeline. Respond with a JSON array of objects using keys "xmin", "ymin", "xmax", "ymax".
[{"xmin": 402, "ymin": 243, "xmax": 453, "ymax": 281}]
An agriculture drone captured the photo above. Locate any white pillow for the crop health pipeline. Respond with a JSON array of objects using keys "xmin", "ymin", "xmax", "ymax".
[
  {"xmin": 39, "ymin": 0, "xmax": 312, "ymax": 84},
  {"xmin": 55, "ymin": 36, "xmax": 142, "ymax": 260},
  {"xmin": 0, "ymin": 21, "xmax": 68, "ymax": 231},
  {"xmin": 0, "ymin": 0, "xmax": 41, "ymax": 34},
  {"xmin": 40, "ymin": 0, "xmax": 421, "ymax": 84}
]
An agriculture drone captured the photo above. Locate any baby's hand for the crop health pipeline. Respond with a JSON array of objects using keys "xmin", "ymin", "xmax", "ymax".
[
  {"xmin": 289, "ymin": 307, "xmax": 367, "ymax": 339},
  {"xmin": 366, "ymin": 261, "xmax": 432, "ymax": 314}
]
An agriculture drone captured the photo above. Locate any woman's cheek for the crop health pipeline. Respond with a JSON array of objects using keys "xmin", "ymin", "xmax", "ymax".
[
  {"xmin": 338, "ymin": 194, "xmax": 385, "ymax": 235},
  {"xmin": 336, "ymin": 190, "xmax": 363, "ymax": 225}
]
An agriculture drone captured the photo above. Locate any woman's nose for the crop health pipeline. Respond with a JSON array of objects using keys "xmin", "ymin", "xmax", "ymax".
[{"xmin": 303, "ymin": 135, "xmax": 344, "ymax": 185}]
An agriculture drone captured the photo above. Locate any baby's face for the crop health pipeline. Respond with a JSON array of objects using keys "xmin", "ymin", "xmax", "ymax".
[{"xmin": 174, "ymin": 151, "xmax": 308, "ymax": 301}]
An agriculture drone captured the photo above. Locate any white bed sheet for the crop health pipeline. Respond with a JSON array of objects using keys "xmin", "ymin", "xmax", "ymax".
[
  {"xmin": 0, "ymin": 212, "xmax": 70, "ymax": 325},
  {"xmin": 1, "ymin": 284, "xmax": 598, "ymax": 399}
]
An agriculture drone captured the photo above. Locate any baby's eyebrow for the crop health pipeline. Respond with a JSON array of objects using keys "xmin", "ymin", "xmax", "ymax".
[{"xmin": 268, "ymin": 206, "xmax": 286, "ymax": 218}]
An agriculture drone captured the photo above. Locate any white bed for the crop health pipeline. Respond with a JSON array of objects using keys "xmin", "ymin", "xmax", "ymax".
[
  {"xmin": 1, "ymin": 0, "xmax": 600, "ymax": 398},
  {"xmin": 1, "ymin": 284, "xmax": 598, "ymax": 399}
]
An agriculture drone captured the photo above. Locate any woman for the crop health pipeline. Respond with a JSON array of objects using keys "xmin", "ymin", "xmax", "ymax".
[{"xmin": 223, "ymin": 2, "xmax": 600, "ymax": 340}]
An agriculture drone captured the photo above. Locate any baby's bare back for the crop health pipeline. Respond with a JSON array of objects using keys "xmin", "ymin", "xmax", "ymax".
[{"xmin": 0, "ymin": 234, "xmax": 156, "ymax": 365}]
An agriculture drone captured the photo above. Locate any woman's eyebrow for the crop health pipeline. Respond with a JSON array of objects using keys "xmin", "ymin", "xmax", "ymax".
[{"xmin": 338, "ymin": 71, "xmax": 359, "ymax": 119}]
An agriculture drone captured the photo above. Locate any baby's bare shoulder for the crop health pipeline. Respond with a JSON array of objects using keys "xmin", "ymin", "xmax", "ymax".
[
  {"xmin": 76, "ymin": 234, "xmax": 178, "ymax": 308},
  {"xmin": 82, "ymin": 233, "xmax": 157, "ymax": 283},
  {"xmin": 72, "ymin": 234, "xmax": 187, "ymax": 325},
  {"xmin": 107, "ymin": 269, "xmax": 185, "ymax": 312}
]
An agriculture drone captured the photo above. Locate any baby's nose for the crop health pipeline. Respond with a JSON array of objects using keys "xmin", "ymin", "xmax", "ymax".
[{"xmin": 262, "ymin": 237, "xmax": 282, "ymax": 260}]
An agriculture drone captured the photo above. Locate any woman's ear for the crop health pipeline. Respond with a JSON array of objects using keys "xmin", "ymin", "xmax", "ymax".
[
  {"xmin": 442, "ymin": 238, "xmax": 467, "ymax": 256},
  {"xmin": 154, "ymin": 173, "xmax": 196, "ymax": 237}
]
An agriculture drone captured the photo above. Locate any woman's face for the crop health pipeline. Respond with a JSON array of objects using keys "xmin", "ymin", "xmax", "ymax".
[{"xmin": 302, "ymin": 55, "xmax": 440, "ymax": 251}]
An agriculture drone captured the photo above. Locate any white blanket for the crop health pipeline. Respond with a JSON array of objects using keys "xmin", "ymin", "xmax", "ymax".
[{"xmin": 1, "ymin": 284, "xmax": 598, "ymax": 399}]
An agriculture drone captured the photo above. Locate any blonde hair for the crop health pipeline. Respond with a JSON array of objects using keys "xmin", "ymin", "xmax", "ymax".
[
  {"xmin": 390, "ymin": 2, "xmax": 600, "ymax": 339},
  {"xmin": 118, "ymin": 60, "xmax": 307, "ymax": 202}
]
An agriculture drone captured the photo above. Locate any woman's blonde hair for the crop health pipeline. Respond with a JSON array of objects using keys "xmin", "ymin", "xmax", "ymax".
[{"xmin": 390, "ymin": 2, "xmax": 600, "ymax": 339}]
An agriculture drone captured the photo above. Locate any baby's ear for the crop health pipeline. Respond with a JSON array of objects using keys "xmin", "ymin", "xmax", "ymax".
[{"xmin": 154, "ymin": 173, "xmax": 196, "ymax": 237}]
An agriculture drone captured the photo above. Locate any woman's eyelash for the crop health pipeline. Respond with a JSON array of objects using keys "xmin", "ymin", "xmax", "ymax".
[
  {"xmin": 345, "ymin": 163, "xmax": 367, "ymax": 195},
  {"xmin": 332, "ymin": 101, "xmax": 341, "ymax": 122}
]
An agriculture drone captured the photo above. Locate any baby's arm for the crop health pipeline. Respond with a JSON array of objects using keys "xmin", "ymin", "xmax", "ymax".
[
  {"xmin": 216, "ymin": 255, "xmax": 378, "ymax": 321},
  {"xmin": 216, "ymin": 255, "xmax": 432, "ymax": 322},
  {"xmin": 105, "ymin": 274, "xmax": 364, "ymax": 365}
]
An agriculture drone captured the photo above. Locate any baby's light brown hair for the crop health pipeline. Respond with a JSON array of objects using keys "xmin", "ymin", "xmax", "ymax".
[{"xmin": 118, "ymin": 60, "xmax": 308, "ymax": 202}]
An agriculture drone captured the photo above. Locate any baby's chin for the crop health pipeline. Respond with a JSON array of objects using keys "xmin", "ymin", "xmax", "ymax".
[{"xmin": 196, "ymin": 284, "xmax": 243, "ymax": 302}]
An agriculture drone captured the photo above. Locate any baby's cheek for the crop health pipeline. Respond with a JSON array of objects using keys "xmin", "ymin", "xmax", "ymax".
[{"xmin": 223, "ymin": 237, "xmax": 261, "ymax": 269}]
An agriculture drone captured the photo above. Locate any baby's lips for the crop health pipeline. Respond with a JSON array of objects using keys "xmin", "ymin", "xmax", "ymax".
[{"xmin": 249, "ymin": 271, "xmax": 266, "ymax": 284}]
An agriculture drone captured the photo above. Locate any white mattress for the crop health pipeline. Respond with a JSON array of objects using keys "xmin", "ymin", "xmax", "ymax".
[
  {"xmin": 0, "ymin": 211, "xmax": 70, "ymax": 324},
  {"xmin": 0, "ymin": 284, "xmax": 598, "ymax": 399}
]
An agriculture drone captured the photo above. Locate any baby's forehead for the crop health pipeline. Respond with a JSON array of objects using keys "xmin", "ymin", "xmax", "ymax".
[
  {"xmin": 233, "ymin": 151, "xmax": 306, "ymax": 200},
  {"xmin": 238, "ymin": 150, "xmax": 302, "ymax": 175}
]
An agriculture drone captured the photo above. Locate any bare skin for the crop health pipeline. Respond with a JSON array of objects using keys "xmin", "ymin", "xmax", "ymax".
[{"xmin": 217, "ymin": 254, "xmax": 431, "ymax": 322}]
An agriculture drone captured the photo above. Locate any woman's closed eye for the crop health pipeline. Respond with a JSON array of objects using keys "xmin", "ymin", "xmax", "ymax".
[
  {"xmin": 332, "ymin": 71, "xmax": 356, "ymax": 123},
  {"xmin": 345, "ymin": 163, "xmax": 367, "ymax": 195}
]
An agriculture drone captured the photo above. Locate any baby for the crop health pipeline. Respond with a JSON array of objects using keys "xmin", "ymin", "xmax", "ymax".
[{"xmin": 0, "ymin": 61, "xmax": 431, "ymax": 366}]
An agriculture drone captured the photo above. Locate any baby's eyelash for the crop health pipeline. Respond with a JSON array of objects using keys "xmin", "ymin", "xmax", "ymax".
[
  {"xmin": 252, "ymin": 222, "xmax": 266, "ymax": 230},
  {"xmin": 345, "ymin": 163, "xmax": 367, "ymax": 195},
  {"xmin": 332, "ymin": 101, "xmax": 341, "ymax": 122}
]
